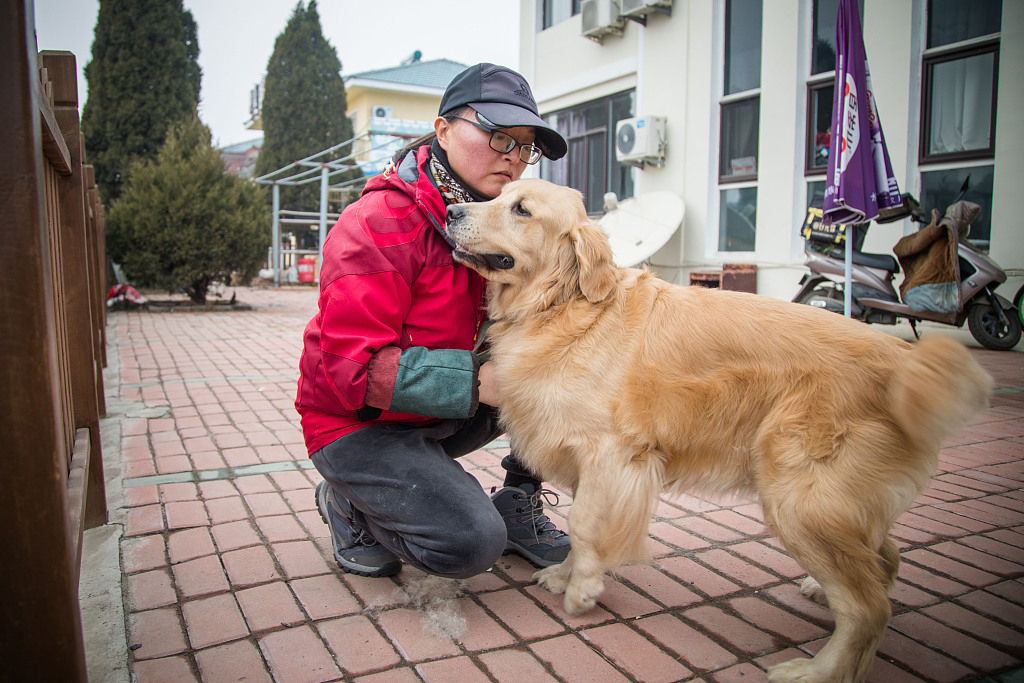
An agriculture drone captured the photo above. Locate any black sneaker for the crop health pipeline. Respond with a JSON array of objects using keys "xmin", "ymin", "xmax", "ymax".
[
  {"xmin": 315, "ymin": 481, "xmax": 401, "ymax": 577},
  {"xmin": 491, "ymin": 484, "xmax": 571, "ymax": 567}
]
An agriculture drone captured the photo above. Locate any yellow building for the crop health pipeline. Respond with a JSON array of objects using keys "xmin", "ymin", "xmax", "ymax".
[{"xmin": 345, "ymin": 55, "xmax": 468, "ymax": 173}]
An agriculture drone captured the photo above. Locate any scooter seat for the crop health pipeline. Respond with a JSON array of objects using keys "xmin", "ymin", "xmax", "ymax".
[{"xmin": 827, "ymin": 248, "xmax": 899, "ymax": 273}]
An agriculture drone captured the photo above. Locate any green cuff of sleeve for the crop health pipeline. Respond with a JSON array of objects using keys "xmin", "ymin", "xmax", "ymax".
[{"xmin": 389, "ymin": 347, "xmax": 479, "ymax": 419}]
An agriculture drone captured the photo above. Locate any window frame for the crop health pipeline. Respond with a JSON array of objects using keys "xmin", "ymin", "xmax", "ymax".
[
  {"xmin": 804, "ymin": 75, "xmax": 834, "ymax": 176},
  {"xmin": 539, "ymin": 90, "xmax": 636, "ymax": 215},
  {"xmin": 918, "ymin": 38, "xmax": 1000, "ymax": 165}
]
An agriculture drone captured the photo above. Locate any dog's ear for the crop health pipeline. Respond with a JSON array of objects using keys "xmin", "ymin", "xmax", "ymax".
[{"xmin": 570, "ymin": 222, "xmax": 619, "ymax": 303}]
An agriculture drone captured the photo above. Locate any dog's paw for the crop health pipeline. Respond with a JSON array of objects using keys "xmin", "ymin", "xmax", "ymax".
[
  {"xmin": 767, "ymin": 657, "xmax": 833, "ymax": 683},
  {"xmin": 562, "ymin": 574, "xmax": 605, "ymax": 616},
  {"xmin": 534, "ymin": 564, "xmax": 569, "ymax": 594},
  {"xmin": 799, "ymin": 576, "xmax": 829, "ymax": 607}
]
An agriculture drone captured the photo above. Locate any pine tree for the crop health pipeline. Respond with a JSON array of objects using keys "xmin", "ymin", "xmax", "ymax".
[
  {"xmin": 254, "ymin": 0, "xmax": 356, "ymax": 212},
  {"xmin": 82, "ymin": 0, "xmax": 201, "ymax": 204},
  {"xmin": 106, "ymin": 115, "xmax": 271, "ymax": 304}
]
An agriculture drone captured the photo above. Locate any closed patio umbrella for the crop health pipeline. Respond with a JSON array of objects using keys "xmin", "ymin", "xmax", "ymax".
[{"xmin": 823, "ymin": 0, "xmax": 903, "ymax": 316}]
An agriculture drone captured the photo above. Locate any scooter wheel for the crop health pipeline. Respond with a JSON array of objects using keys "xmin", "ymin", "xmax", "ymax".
[{"xmin": 967, "ymin": 302, "xmax": 1022, "ymax": 350}]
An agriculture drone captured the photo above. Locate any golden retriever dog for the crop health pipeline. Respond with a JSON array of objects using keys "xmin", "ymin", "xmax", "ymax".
[{"xmin": 445, "ymin": 179, "xmax": 992, "ymax": 683}]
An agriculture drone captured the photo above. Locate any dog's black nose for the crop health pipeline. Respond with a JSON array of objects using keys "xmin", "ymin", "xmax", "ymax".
[{"xmin": 447, "ymin": 205, "xmax": 465, "ymax": 222}]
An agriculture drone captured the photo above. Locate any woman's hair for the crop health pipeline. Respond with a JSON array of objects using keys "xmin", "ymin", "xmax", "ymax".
[{"xmin": 390, "ymin": 108, "xmax": 471, "ymax": 165}]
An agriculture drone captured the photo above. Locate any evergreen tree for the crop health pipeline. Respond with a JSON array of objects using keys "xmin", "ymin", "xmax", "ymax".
[
  {"xmin": 106, "ymin": 115, "xmax": 271, "ymax": 304},
  {"xmin": 254, "ymin": 0, "xmax": 356, "ymax": 212},
  {"xmin": 82, "ymin": 0, "xmax": 201, "ymax": 204}
]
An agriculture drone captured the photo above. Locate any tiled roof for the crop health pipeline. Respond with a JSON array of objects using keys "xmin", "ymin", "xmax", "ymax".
[
  {"xmin": 345, "ymin": 58, "xmax": 468, "ymax": 91},
  {"xmin": 218, "ymin": 137, "xmax": 263, "ymax": 154}
]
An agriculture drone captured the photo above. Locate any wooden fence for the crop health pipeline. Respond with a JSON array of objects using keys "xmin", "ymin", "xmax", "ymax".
[{"xmin": 1, "ymin": 1, "xmax": 108, "ymax": 677}]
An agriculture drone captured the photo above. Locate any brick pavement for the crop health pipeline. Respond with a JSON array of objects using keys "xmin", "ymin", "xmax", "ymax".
[{"xmin": 95, "ymin": 286, "xmax": 1023, "ymax": 682}]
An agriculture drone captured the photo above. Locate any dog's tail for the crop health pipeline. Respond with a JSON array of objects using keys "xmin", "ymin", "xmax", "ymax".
[{"xmin": 891, "ymin": 335, "xmax": 992, "ymax": 455}]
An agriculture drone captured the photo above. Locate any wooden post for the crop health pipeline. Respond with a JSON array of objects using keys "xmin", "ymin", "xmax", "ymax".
[
  {"xmin": 85, "ymin": 164, "xmax": 109, "ymax": 375},
  {"xmin": 40, "ymin": 50, "xmax": 107, "ymax": 531},
  {"xmin": 0, "ymin": 0, "xmax": 89, "ymax": 678}
]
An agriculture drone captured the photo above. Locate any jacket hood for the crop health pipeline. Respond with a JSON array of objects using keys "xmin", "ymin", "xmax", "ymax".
[{"xmin": 363, "ymin": 146, "xmax": 448, "ymax": 242}]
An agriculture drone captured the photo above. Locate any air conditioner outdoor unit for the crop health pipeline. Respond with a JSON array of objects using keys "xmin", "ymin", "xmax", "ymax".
[
  {"xmin": 619, "ymin": 0, "xmax": 673, "ymax": 21},
  {"xmin": 372, "ymin": 105, "xmax": 393, "ymax": 119},
  {"xmin": 615, "ymin": 116, "xmax": 667, "ymax": 165},
  {"xmin": 581, "ymin": 0, "xmax": 625, "ymax": 42}
]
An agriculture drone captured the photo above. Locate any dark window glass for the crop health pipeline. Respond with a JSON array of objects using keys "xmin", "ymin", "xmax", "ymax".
[
  {"xmin": 806, "ymin": 81, "xmax": 834, "ymax": 172},
  {"xmin": 811, "ymin": 0, "xmax": 864, "ymax": 75},
  {"xmin": 720, "ymin": 187, "xmax": 758, "ymax": 251},
  {"xmin": 920, "ymin": 165, "xmax": 993, "ymax": 248},
  {"xmin": 808, "ymin": 179, "xmax": 826, "ymax": 201},
  {"xmin": 540, "ymin": 111, "xmax": 571, "ymax": 189},
  {"xmin": 608, "ymin": 92, "xmax": 635, "ymax": 206},
  {"xmin": 724, "ymin": 0, "xmax": 763, "ymax": 95},
  {"xmin": 928, "ymin": 0, "xmax": 1001, "ymax": 48},
  {"xmin": 568, "ymin": 138, "xmax": 588, "ymax": 199},
  {"xmin": 720, "ymin": 97, "xmax": 760, "ymax": 181},
  {"xmin": 540, "ymin": 90, "xmax": 635, "ymax": 214},
  {"xmin": 586, "ymin": 135, "xmax": 606, "ymax": 206},
  {"xmin": 575, "ymin": 100, "xmax": 607, "ymax": 135},
  {"xmin": 543, "ymin": 0, "xmax": 581, "ymax": 30},
  {"xmin": 921, "ymin": 43, "xmax": 999, "ymax": 162}
]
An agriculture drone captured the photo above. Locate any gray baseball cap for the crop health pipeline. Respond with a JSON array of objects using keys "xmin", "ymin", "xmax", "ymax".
[{"xmin": 439, "ymin": 63, "xmax": 567, "ymax": 160}]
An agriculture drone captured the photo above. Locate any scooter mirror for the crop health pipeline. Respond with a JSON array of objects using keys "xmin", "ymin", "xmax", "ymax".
[{"xmin": 953, "ymin": 175, "xmax": 971, "ymax": 204}]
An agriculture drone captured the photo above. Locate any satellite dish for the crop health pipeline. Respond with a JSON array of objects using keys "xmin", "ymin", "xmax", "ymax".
[{"xmin": 598, "ymin": 191, "xmax": 684, "ymax": 267}]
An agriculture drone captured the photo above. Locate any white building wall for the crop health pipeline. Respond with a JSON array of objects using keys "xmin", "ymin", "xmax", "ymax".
[
  {"xmin": 520, "ymin": 0, "xmax": 1023, "ymax": 300},
  {"xmin": 755, "ymin": 0, "xmax": 803, "ymax": 297},
  {"xmin": 991, "ymin": 0, "xmax": 1024, "ymax": 298}
]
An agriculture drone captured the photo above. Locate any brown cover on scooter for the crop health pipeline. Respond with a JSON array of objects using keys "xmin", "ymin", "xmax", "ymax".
[{"xmin": 893, "ymin": 201, "xmax": 980, "ymax": 313}]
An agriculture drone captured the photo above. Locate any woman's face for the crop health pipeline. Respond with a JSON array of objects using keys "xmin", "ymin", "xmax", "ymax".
[{"xmin": 435, "ymin": 110, "xmax": 535, "ymax": 199}]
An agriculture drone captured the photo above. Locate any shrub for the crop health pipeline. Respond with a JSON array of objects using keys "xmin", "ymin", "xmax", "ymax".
[{"xmin": 107, "ymin": 115, "xmax": 270, "ymax": 303}]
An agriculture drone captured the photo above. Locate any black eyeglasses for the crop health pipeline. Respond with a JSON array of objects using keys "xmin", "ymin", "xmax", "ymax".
[{"xmin": 452, "ymin": 116, "xmax": 543, "ymax": 165}]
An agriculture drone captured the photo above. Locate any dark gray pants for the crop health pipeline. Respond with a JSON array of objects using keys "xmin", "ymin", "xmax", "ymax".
[{"xmin": 311, "ymin": 407, "xmax": 538, "ymax": 579}]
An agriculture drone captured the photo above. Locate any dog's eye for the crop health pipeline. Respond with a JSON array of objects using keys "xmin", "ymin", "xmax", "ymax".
[{"xmin": 513, "ymin": 201, "xmax": 531, "ymax": 217}]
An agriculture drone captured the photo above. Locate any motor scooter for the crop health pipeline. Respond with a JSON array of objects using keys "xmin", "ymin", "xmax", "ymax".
[{"xmin": 792, "ymin": 180, "xmax": 1022, "ymax": 351}]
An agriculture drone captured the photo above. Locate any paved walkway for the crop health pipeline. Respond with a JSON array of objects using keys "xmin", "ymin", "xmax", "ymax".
[{"xmin": 84, "ymin": 286, "xmax": 1024, "ymax": 683}]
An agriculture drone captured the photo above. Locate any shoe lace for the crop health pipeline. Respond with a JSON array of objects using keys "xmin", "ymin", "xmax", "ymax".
[
  {"xmin": 517, "ymin": 488, "xmax": 567, "ymax": 542},
  {"xmin": 350, "ymin": 528, "xmax": 381, "ymax": 547}
]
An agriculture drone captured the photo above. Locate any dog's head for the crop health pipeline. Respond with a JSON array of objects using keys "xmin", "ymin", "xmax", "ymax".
[{"xmin": 446, "ymin": 178, "xmax": 620, "ymax": 320}]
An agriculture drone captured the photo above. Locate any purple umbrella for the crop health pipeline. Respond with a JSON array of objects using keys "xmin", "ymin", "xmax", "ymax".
[{"xmin": 823, "ymin": 0, "xmax": 903, "ymax": 315}]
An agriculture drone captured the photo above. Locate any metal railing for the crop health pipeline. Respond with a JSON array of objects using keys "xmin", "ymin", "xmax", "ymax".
[{"xmin": 254, "ymin": 123, "xmax": 428, "ymax": 285}]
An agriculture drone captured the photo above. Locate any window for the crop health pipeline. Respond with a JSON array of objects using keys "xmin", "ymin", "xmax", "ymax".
[
  {"xmin": 542, "ymin": 0, "xmax": 581, "ymax": 30},
  {"xmin": 805, "ymin": 0, "xmax": 863, "ymax": 174},
  {"xmin": 720, "ymin": 97, "xmax": 759, "ymax": 181},
  {"xmin": 927, "ymin": 0, "xmax": 1001, "ymax": 46},
  {"xmin": 918, "ymin": 0, "xmax": 999, "ymax": 251},
  {"xmin": 724, "ymin": 0, "xmax": 762, "ymax": 96},
  {"xmin": 806, "ymin": 81, "xmax": 833, "ymax": 172},
  {"xmin": 720, "ymin": 187, "xmax": 757, "ymax": 252},
  {"xmin": 718, "ymin": 0, "xmax": 761, "ymax": 251},
  {"xmin": 919, "ymin": 0, "xmax": 1000, "ymax": 163},
  {"xmin": 810, "ymin": 0, "xmax": 864, "ymax": 74},
  {"xmin": 920, "ymin": 165, "xmax": 994, "ymax": 248},
  {"xmin": 540, "ymin": 91, "xmax": 635, "ymax": 214},
  {"xmin": 921, "ymin": 44, "xmax": 999, "ymax": 162}
]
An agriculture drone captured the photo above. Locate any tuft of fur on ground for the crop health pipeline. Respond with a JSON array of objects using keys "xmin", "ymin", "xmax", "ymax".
[{"xmin": 365, "ymin": 575, "xmax": 468, "ymax": 640}]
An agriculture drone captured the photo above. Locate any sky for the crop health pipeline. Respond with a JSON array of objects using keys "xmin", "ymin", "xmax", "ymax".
[{"xmin": 31, "ymin": 0, "xmax": 521, "ymax": 149}]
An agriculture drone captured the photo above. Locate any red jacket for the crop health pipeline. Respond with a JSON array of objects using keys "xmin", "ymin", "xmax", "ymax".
[{"xmin": 295, "ymin": 146, "xmax": 489, "ymax": 454}]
